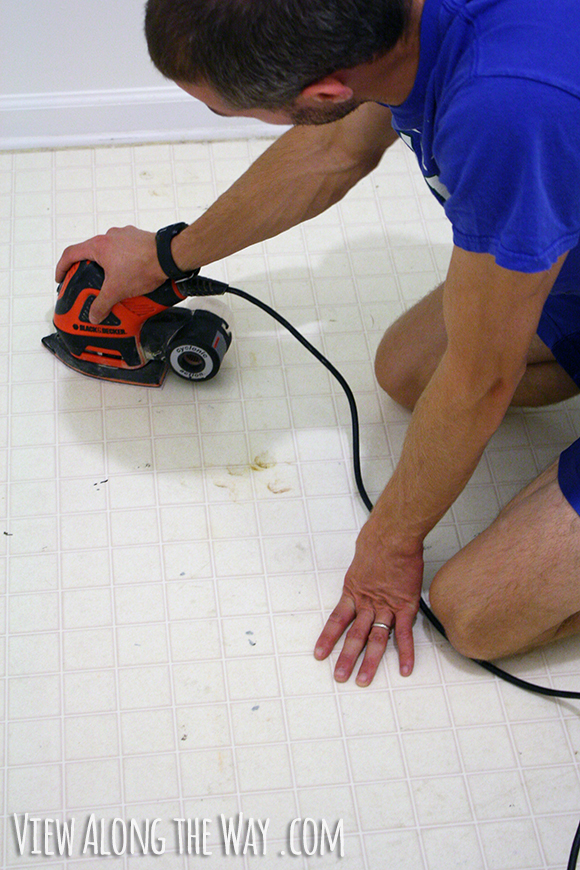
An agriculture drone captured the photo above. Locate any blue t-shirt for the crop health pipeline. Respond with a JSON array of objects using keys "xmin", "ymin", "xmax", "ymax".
[{"xmin": 387, "ymin": 0, "xmax": 580, "ymax": 275}]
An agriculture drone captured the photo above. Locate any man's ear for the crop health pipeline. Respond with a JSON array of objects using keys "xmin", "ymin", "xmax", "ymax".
[{"xmin": 300, "ymin": 74, "xmax": 354, "ymax": 104}]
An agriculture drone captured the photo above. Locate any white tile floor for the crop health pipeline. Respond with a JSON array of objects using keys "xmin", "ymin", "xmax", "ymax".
[{"xmin": 1, "ymin": 136, "xmax": 580, "ymax": 869}]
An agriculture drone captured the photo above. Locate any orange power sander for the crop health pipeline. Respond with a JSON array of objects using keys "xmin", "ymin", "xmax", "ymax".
[{"xmin": 42, "ymin": 260, "xmax": 232, "ymax": 386}]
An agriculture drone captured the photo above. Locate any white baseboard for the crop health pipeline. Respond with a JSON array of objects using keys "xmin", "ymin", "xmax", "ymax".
[{"xmin": 0, "ymin": 86, "xmax": 286, "ymax": 150}]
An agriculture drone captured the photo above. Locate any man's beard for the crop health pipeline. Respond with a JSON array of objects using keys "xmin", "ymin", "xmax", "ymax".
[{"xmin": 288, "ymin": 97, "xmax": 363, "ymax": 125}]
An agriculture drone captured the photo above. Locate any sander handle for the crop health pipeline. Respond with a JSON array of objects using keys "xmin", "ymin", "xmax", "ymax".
[
  {"xmin": 175, "ymin": 273, "xmax": 230, "ymax": 297},
  {"xmin": 123, "ymin": 271, "xmax": 229, "ymax": 317}
]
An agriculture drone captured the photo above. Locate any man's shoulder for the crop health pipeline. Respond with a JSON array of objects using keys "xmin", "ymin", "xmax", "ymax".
[{"xmin": 444, "ymin": 0, "xmax": 580, "ymax": 97}]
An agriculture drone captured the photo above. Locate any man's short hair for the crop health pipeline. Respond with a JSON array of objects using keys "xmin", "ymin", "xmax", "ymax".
[{"xmin": 145, "ymin": 0, "xmax": 411, "ymax": 109}]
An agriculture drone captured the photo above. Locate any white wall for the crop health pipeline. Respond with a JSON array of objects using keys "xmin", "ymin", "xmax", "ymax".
[{"xmin": 0, "ymin": 0, "xmax": 283, "ymax": 149}]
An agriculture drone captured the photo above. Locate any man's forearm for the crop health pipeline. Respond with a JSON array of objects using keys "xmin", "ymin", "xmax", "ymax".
[
  {"xmin": 370, "ymin": 356, "xmax": 517, "ymax": 549},
  {"xmin": 372, "ymin": 248, "xmax": 564, "ymax": 550},
  {"xmin": 172, "ymin": 104, "xmax": 397, "ymax": 271},
  {"xmin": 56, "ymin": 104, "xmax": 397, "ymax": 320}
]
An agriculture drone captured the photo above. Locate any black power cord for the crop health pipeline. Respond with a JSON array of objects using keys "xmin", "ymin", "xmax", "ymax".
[
  {"xmin": 570, "ymin": 821, "xmax": 580, "ymax": 870},
  {"xmin": 224, "ymin": 283, "xmax": 580, "ymax": 868}
]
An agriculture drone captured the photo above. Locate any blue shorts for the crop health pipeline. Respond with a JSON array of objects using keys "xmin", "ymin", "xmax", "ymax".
[
  {"xmin": 558, "ymin": 441, "xmax": 580, "ymax": 514},
  {"xmin": 537, "ymin": 240, "xmax": 580, "ymax": 514}
]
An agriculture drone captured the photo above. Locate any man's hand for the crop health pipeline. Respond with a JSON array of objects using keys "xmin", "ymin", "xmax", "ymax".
[
  {"xmin": 55, "ymin": 226, "xmax": 167, "ymax": 323},
  {"xmin": 314, "ymin": 516, "xmax": 423, "ymax": 685}
]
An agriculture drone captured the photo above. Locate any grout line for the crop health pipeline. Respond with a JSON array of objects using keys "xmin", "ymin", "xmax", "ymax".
[
  {"xmin": 51, "ymin": 143, "xmax": 70, "ymax": 858},
  {"xmin": 96, "ymin": 143, "xmax": 131, "ymax": 870},
  {"xmin": 386, "ymin": 665, "xmax": 431, "ymax": 869},
  {"xmin": 434, "ymin": 641, "xmax": 491, "ymax": 869},
  {"xmin": 2, "ymin": 147, "xmax": 14, "ymax": 870},
  {"xmin": 494, "ymin": 677, "xmax": 549, "ymax": 867},
  {"xmin": 143, "ymin": 143, "xmax": 188, "ymax": 868},
  {"xmin": 296, "ymin": 215, "xmax": 371, "ymax": 869},
  {"xmin": 204, "ymin": 139, "xmax": 249, "ymax": 870},
  {"xmin": 238, "ymin": 196, "xmax": 311, "ymax": 869}
]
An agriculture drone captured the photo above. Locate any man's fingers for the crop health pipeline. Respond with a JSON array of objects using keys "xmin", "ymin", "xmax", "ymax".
[
  {"xmin": 56, "ymin": 227, "xmax": 165, "ymax": 321},
  {"xmin": 314, "ymin": 595, "xmax": 416, "ymax": 684},
  {"xmin": 314, "ymin": 595, "xmax": 356, "ymax": 661},
  {"xmin": 55, "ymin": 240, "xmax": 98, "ymax": 282},
  {"xmin": 355, "ymin": 618, "xmax": 393, "ymax": 686},
  {"xmin": 332, "ymin": 609, "xmax": 376, "ymax": 682},
  {"xmin": 55, "ymin": 249, "xmax": 78, "ymax": 282},
  {"xmin": 394, "ymin": 611, "xmax": 415, "ymax": 677},
  {"xmin": 88, "ymin": 278, "xmax": 116, "ymax": 324}
]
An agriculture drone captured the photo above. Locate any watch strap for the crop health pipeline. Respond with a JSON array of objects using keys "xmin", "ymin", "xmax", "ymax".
[{"xmin": 155, "ymin": 222, "xmax": 197, "ymax": 281}]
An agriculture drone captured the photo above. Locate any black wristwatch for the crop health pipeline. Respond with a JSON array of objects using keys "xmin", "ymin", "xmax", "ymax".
[{"xmin": 155, "ymin": 222, "xmax": 198, "ymax": 281}]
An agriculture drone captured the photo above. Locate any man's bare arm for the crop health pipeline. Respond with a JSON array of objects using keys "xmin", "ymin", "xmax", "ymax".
[
  {"xmin": 172, "ymin": 102, "xmax": 397, "ymax": 271},
  {"xmin": 55, "ymin": 103, "xmax": 397, "ymax": 322},
  {"xmin": 315, "ymin": 246, "xmax": 568, "ymax": 683}
]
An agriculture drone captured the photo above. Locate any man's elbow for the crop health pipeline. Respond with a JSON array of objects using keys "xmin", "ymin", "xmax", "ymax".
[
  {"xmin": 326, "ymin": 104, "xmax": 397, "ymax": 177},
  {"xmin": 443, "ymin": 355, "xmax": 526, "ymax": 433},
  {"xmin": 449, "ymin": 350, "xmax": 526, "ymax": 407}
]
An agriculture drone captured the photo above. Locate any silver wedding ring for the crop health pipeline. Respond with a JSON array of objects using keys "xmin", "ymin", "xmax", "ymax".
[{"xmin": 372, "ymin": 622, "xmax": 392, "ymax": 633}]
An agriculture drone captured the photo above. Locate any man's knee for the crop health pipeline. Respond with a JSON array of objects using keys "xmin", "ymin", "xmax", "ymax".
[
  {"xmin": 374, "ymin": 287, "xmax": 447, "ymax": 410},
  {"xmin": 429, "ymin": 565, "xmax": 500, "ymax": 661},
  {"xmin": 374, "ymin": 327, "xmax": 423, "ymax": 410}
]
